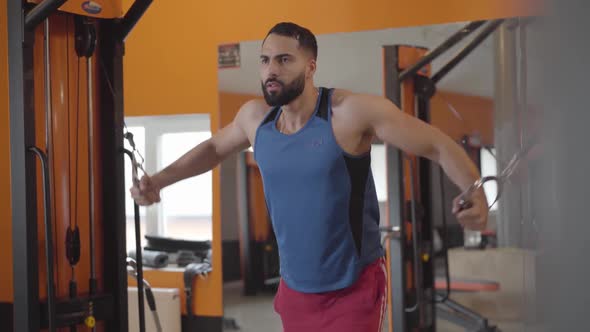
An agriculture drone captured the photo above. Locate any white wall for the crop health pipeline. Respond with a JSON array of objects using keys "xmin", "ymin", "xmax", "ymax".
[{"xmin": 218, "ymin": 23, "xmax": 495, "ymax": 97}]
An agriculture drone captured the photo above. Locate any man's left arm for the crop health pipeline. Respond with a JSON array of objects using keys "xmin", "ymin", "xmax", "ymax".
[{"xmin": 351, "ymin": 94, "xmax": 488, "ymax": 230}]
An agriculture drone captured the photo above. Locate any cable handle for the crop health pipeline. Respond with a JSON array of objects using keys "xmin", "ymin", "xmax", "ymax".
[{"xmin": 29, "ymin": 147, "xmax": 57, "ymax": 332}]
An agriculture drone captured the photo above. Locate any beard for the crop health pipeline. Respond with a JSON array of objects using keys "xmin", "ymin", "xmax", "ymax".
[{"xmin": 261, "ymin": 72, "xmax": 306, "ymax": 107}]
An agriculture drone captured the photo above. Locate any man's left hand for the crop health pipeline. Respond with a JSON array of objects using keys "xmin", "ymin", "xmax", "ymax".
[{"xmin": 452, "ymin": 189, "xmax": 489, "ymax": 231}]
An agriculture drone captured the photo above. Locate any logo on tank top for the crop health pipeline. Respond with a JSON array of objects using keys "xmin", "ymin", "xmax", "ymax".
[{"xmin": 308, "ymin": 138, "xmax": 324, "ymax": 148}]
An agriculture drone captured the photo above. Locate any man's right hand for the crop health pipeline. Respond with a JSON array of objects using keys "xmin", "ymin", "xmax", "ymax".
[{"xmin": 130, "ymin": 174, "xmax": 161, "ymax": 206}]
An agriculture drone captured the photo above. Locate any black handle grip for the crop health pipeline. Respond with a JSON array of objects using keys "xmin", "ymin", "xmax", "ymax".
[
  {"xmin": 458, "ymin": 199, "xmax": 473, "ymax": 212},
  {"xmin": 185, "ymin": 290, "xmax": 193, "ymax": 318},
  {"xmin": 66, "ymin": 226, "xmax": 81, "ymax": 266}
]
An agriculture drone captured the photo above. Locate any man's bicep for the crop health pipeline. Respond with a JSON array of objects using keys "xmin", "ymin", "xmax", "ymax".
[
  {"xmin": 209, "ymin": 121, "xmax": 251, "ymax": 159},
  {"xmin": 210, "ymin": 99, "xmax": 265, "ymax": 159},
  {"xmin": 370, "ymin": 97, "xmax": 440, "ymax": 161}
]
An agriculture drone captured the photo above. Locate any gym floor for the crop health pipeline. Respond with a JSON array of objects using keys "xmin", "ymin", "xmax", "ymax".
[
  {"xmin": 223, "ymin": 281, "xmax": 524, "ymax": 332},
  {"xmin": 223, "ymin": 248, "xmax": 534, "ymax": 332}
]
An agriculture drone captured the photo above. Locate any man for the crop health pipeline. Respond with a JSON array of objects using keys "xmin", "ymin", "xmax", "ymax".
[{"xmin": 131, "ymin": 22, "xmax": 488, "ymax": 332}]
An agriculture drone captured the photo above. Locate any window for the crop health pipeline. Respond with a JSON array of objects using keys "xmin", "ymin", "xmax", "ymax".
[
  {"xmin": 370, "ymin": 144, "xmax": 388, "ymax": 202},
  {"xmin": 480, "ymin": 147, "xmax": 499, "ymax": 211},
  {"xmin": 369, "ymin": 144, "xmax": 499, "ymax": 221},
  {"xmin": 160, "ymin": 132, "xmax": 212, "ymax": 241},
  {"xmin": 123, "ymin": 115, "xmax": 212, "ymax": 254}
]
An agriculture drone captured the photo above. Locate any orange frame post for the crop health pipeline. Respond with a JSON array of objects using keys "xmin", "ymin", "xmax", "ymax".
[{"xmin": 382, "ymin": 44, "xmax": 434, "ymax": 332}]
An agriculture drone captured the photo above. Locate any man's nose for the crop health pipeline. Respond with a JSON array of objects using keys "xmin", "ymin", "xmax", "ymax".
[{"xmin": 267, "ymin": 60, "xmax": 280, "ymax": 77}]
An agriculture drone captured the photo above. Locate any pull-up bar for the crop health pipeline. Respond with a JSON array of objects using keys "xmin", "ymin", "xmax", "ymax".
[
  {"xmin": 432, "ymin": 19, "xmax": 504, "ymax": 84},
  {"xmin": 25, "ymin": 0, "xmax": 68, "ymax": 31},
  {"xmin": 398, "ymin": 20, "xmax": 486, "ymax": 82}
]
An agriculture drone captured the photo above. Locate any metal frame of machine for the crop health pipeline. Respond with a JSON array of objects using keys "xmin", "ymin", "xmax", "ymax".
[
  {"xmin": 7, "ymin": 0, "xmax": 152, "ymax": 330},
  {"xmin": 383, "ymin": 19, "xmax": 505, "ymax": 332}
]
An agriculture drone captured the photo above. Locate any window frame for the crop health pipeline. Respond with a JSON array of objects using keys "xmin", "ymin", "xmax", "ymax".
[{"xmin": 124, "ymin": 114, "xmax": 212, "ymax": 238}]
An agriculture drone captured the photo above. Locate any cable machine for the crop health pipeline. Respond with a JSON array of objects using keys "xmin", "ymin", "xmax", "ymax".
[
  {"xmin": 6, "ymin": 0, "xmax": 152, "ymax": 331},
  {"xmin": 382, "ymin": 19, "xmax": 506, "ymax": 332}
]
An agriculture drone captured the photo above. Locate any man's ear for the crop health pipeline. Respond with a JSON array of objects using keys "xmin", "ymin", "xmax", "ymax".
[{"xmin": 307, "ymin": 59, "xmax": 317, "ymax": 79}]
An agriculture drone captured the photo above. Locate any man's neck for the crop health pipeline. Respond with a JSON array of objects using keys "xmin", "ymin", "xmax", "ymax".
[{"xmin": 279, "ymin": 85, "xmax": 319, "ymax": 131}]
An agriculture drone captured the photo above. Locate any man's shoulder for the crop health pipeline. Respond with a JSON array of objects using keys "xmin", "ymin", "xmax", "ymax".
[
  {"xmin": 233, "ymin": 98, "xmax": 276, "ymax": 135},
  {"xmin": 328, "ymin": 88, "xmax": 353, "ymax": 108},
  {"xmin": 237, "ymin": 98, "xmax": 272, "ymax": 122},
  {"xmin": 329, "ymin": 88, "xmax": 381, "ymax": 116},
  {"xmin": 241, "ymin": 98, "xmax": 271, "ymax": 113}
]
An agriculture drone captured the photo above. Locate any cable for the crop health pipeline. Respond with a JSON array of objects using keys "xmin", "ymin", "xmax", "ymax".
[
  {"xmin": 404, "ymin": 156, "xmax": 421, "ymax": 313},
  {"xmin": 65, "ymin": 19, "xmax": 80, "ymax": 331},
  {"xmin": 435, "ymin": 166, "xmax": 451, "ymax": 304},
  {"xmin": 74, "ymin": 57, "xmax": 80, "ymax": 230}
]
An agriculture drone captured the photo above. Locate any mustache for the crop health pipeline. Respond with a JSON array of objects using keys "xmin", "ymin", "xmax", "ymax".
[{"xmin": 264, "ymin": 78, "xmax": 284, "ymax": 86}]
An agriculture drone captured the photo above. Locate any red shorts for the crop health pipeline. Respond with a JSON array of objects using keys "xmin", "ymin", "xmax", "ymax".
[{"xmin": 273, "ymin": 257, "xmax": 388, "ymax": 332}]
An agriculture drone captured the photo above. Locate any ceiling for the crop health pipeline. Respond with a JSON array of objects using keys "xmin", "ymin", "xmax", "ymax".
[{"xmin": 217, "ymin": 22, "xmax": 496, "ymax": 98}]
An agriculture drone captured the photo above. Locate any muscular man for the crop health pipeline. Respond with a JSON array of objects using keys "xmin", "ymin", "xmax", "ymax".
[{"xmin": 131, "ymin": 22, "xmax": 488, "ymax": 332}]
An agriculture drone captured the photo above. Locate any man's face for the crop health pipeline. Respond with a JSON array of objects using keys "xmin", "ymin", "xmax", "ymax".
[{"xmin": 260, "ymin": 34, "xmax": 314, "ymax": 107}]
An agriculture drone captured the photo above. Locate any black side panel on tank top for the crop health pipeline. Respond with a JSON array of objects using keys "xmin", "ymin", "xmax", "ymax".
[
  {"xmin": 343, "ymin": 154, "xmax": 371, "ymax": 256},
  {"xmin": 262, "ymin": 107, "xmax": 280, "ymax": 125},
  {"xmin": 315, "ymin": 87, "xmax": 330, "ymax": 120}
]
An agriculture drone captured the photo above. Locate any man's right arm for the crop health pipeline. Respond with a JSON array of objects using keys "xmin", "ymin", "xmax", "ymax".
[
  {"xmin": 151, "ymin": 100, "xmax": 261, "ymax": 190},
  {"xmin": 131, "ymin": 99, "xmax": 265, "ymax": 205}
]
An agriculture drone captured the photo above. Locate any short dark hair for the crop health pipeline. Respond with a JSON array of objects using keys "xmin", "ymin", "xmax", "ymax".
[{"xmin": 264, "ymin": 22, "xmax": 318, "ymax": 60}]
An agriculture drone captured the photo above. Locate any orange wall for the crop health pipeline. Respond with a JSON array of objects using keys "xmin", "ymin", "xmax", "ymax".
[
  {"xmin": 208, "ymin": 114, "xmax": 223, "ymax": 316},
  {"xmin": 431, "ymin": 91, "xmax": 494, "ymax": 145},
  {"xmin": 0, "ymin": 0, "xmax": 13, "ymax": 302},
  {"xmin": 123, "ymin": 0, "xmax": 539, "ymax": 120},
  {"xmin": 219, "ymin": 91, "xmax": 260, "ymax": 127},
  {"xmin": 204, "ymin": 0, "xmax": 539, "ymax": 44}
]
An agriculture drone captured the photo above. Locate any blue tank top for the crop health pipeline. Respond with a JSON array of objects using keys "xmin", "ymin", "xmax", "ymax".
[{"xmin": 253, "ymin": 87, "xmax": 384, "ymax": 293}]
